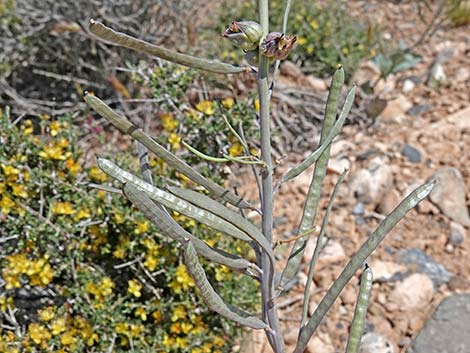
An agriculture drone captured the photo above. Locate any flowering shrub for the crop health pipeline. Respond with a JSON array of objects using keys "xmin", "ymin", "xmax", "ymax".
[
  {"xmin": 0, "ymin": 107, "xmax": 258, "ymax": 352},
  {"xmin": 136, "ymin": 61, "xmax": 261, "ymax": 179},
  {"xmin": 215, "ymin": 0, "xmax": 377, "ymax": 78}
]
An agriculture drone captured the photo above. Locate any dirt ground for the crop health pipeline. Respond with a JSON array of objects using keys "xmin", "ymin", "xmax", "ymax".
[{"xmin": 234, "ymin": 1, "xmax": 469, "ymax": 352}]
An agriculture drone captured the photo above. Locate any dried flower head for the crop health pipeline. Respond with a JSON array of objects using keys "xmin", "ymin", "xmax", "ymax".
[
  {"xmin": 260, "ymin": 32, "xmax": 297, "ymax": 60},
  {"xmin": 222, "ymin": 21, "xmax": 263, "ymax": 51}
]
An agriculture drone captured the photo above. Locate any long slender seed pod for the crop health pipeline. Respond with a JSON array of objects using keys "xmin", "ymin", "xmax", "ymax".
[
  {"xmin": 168, "ymin": 187, "xmax": 276, "ymax": 267},
  {"xmin": 89, "ymin": 20, "xmax": 248, "ymax": 74},
  {"xmin": 123, "ymin": 184, "xmax": 259, "ymax": 276},
  {"xmin": 84, "ymin": 93, "xmax": 250, "ymax": 209},
  {"xmin": 293, "ymin": 180, "xmax": 435, "ymax": 353},
  {"xmin": 301, "ymin": 169, "xmax": 348, "ymax": 325},
  {"xmin": 97, "ymin": 157, "xmax": 251, "ymax": 242},
  {"xmin": 183, "ymin": 240, "xmax": 268, "ymax": 329},
  {"xmin": 281, "ymin": 86, "xmax": 355, "ymax": 184},
  {"xmin": 346, "ymin": 265, "xmax": 373, "ymax": 353},
  {"xmin": 279, "ymin": 67, "xmax": 345, "ymax": 291}
]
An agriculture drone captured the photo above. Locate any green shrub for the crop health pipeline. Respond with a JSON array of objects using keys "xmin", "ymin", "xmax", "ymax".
[
  {"xmin": 0, "ymin": 107, "xmax": 258, "ymax": 353},
  {"xmin": 213, "ymin": 0, "xmax": 377, "ymax": 79}
]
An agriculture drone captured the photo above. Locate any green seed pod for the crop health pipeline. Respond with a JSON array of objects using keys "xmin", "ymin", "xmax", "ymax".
[
  {"xmin": 260, "ymin": 32, "xmax": 297, "ymax": 60},
  {"xmin": 222, "ymin": 21, "xmax": 263, "ymax": 51}
]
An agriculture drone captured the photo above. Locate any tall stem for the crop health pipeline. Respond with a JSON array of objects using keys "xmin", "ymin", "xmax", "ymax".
[{"xmin": 258, "ymin": 1, "xmax": 285, "ymax": 352}]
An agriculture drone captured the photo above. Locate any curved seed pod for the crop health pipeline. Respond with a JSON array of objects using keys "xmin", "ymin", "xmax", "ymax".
[
  {"xmin": 279, "ymin": 67, "xmax": 345, "ymax": 291},
  {"xmin": 84, "ymin": 93, "xmax": 250, "ymax": 209},
  {"xmin": 346, "ymin": 265, "xmax": 373, "ymax": 353},
  {"xmin": 89, "ymin": 20, "xmax": 247, "ymax": 74},
  {"xmin": 123, "ymin": 184, "xmax": 258, "ymax": 275},
  {"xmin": 168, "ymin": 186, "xmax": 275, "ymax": 263},
  {"xmin": 97, "ymin": 157, "xmax": 251, "ymax": 242},
  {"xmin": 183, "ymin": 240, "xmax": 268, "ymax": 330},
  {"xmin": 281, "ymin": 86, "xmax": 355, "ymax": 184},
  {"xmin": 293, "ymin": 180, "xmax": 435, "ymax": 353}
]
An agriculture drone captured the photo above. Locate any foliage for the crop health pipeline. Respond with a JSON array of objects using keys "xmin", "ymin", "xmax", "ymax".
[
  {"xmin": 0, "ymin": 108, "xmax": 258, "ymax": 353},
  {"xmin": 213, "ymin": 0, "xmax": 377, "ymax": 79},
  {"xmin": 133, "ymin": 61, "xmax": 260, "ymax": 179},
  {"xmin": 446, "ymin": 0, "xmax": 470, "ymax": 26}
]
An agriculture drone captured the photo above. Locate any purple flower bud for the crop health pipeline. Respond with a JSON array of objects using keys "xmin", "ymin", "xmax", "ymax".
[{"xmin": 260, "ymin": 32, "xmax": 297, "ymax": 60}]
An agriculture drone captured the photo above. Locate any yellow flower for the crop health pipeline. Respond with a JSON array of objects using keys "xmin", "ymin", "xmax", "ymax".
[
  {"xmin": 73, "ymin": 207, "xmax": 91, "ymax": 221},
  {"xmin": 228, "ymin": 142, "xmax": 244, "ymax": 157},
  {"xmin": 128, "ymin": 279, "xmax": 142, "ymax": 297},
  {"xmin": 254, "ymin": 98, "xmax": 260, "ymax": 112},
  {"xmin": 160, "ymin": 113, "xmax": 179, "ymax": 132},
  {"xmin": 171, "ymin": 305, "xmax": 186, "ymax": 322},
  {"xmin": 60, "ymin": 331, "xmax": 77, "ymax": 346},
  {"xmin": 310, "ymin": 19, "xmax": 319, "ymax": 30},
  {"xmin": 221, "ymin": 97, "xmax": 234, "ymax": 109},
  {"xmin": 169, "ymin": 264, "xmax": 195, "ymax": 294},
  {"xmin": 342, "ymin": 47, "xmax": 350, "ymax": 55},
  {"xmin": 143, "ymin": 254, "xmax": 158, "ymax": 271},
  {"xmin": 21, "ymin": 119, "xmax": 34, "ymax": 135},
  {"xmin": 50, "ymin": 121, "xmax": 61, "ymax": 136},
  {"xmin": 51, "ymin": 317, "xmax": 67, "ymax": 335},
  {"xmin": 215, "ymin": 265, "xmax": 230, "ymax": 281},
  {"xmin": 28, "ymin": 323, "xmax": 52, "ymax": 344},
  {"xmin": 65, "ymin": 158, "xmax": 82, "ymax": 175},
  {"xmin": 88, "ymin": 166, "xmax": 107, "ymax": 182},
  {"xmin": 39, "ymin": 143, "xmax": 68, "ymax": 160},
  {"xmin": 195, "ymin": 100, "xmax": 215, "ymax": 115},
  {"xmin": 297, "ymin": 37, "xmax": 308, "ymax": 46},
  {"xmin": 134, "ymin": 220, "xmax": 149, "ymax": 234},
  {"xmin": 51, "ymin": 201, "xmax": 75, "ymax": 215},
  {"xmin": 135, "ymin": 307, "xmax": 147, "ymax": 321},
  {"xmin": 185, "ymin": 108, "xmax": 201, "ymax": 121},
  {"xmin": 168, "ymin": 133, "xmax": 181, "ymax": 150},
  {"xmin": 1, "ymin": 164, "xmax": 20, "ymax": 176},
  {"xmin": 129, "ymin": 323, "xmax": 144, "ymax": 337},
  {"xmin": 1, "ymin": 195, "xmax": 15, "ymax": 214},
  {"xmin": 11, "ymin": 184, "xmax": 28, "ymax": 198},
  {"xmin": 0, "ymin": 296, "xmax": 13, "ymax": 312},
  {"xmin": 38, "ymin": 306, "xmax": 55, "ymax": 322}
]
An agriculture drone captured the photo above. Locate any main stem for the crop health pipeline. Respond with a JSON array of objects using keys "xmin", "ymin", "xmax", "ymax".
[{"xmin": 258, "ymin": 1, "xmax": 285, "ymax": 352}]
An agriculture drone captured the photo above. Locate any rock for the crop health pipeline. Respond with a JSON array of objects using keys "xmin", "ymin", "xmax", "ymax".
[
  {"xmin": 330, "ymin": 140, "xmax": 355, "ymax": 157},
  {"xmin": 316, "ymin": 240, "xmax": 346, "ymax": 269},
  {"xmin": 327, "ymin": 157, "xmax": 350, "ymax": 175},
  {"xmin": 380, "ymin": 95, "xmax": 413, "ymax": 121},
  {"xmin": 446, "ymin": 106, "xmax": 470, "ymax": 129},
  {"xmin": 417, "ymin": 199, "xmax": 440, "ymax": 215},
  {"xmin": 352, "ymin": 202, "xmax": 365, "ymax": 215},
  {"xmin": 447, "ymin": 276, "xmax": 470, "ymax": 291},
  {"xmin": 360, "ymin": 333, "xmax": 395, "ymax": 353},
  {"xmin": 353, "ymin": 60, "xmax": 381, "ymax": 86},
  {"xmin": 407, "ymin": 104, "xmax": 431, "ymax": 116},
  {"xmin": 349, "ymin": 157, "xmax": 394, "ymax": 207},
  {"xmin": 370, "ymin": 260, "xmax": 406, "ymax": 282},
  {"xmin": 429, "ymin": 167, "xmax": 470, "ymax": 226},
  {"xmin": 388, "ymin": 273, "xmax": 434, "ymax": 311},
  {"xmin": 306, "ymin": 332, "xmax": 335, "ymax": 353},
  {"xmin": 449, "ymin": 222, "xmax": 467, "ymax": 245},
  {"xmin": 398, "ymin": 248, "xmax": 453, "ymax": 287},
  {"xmin": 401, "ymin": 144, "xmax": 422, "ymax": 163},
  {"xmin": 402, "ymin": 79, "xmax": 416, "ymax": 93},
  {"xmin": 408, "ymin": 294, "xmax": 470, "ymax": 353},
  {"xmin": 454, "ymin": 67, "xmax": 470, "ymax": 83},
  {"xmin": 376, "ymin": 189, "xmax": 401, "ymax": 215},
  {"xmin": 305, "ymin": 75, "xmax": 328, "ymax": 91}
]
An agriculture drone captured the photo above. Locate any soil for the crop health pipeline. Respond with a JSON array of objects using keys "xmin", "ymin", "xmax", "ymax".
[{"xmin": 233, "ymin": 1, "xmax": 469, "ymax": 352}]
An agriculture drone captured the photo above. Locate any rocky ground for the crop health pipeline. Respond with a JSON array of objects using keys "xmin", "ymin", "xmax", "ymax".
[{"xmin": 235, "ymin": 2, "xmax": 469, "ymax": 352}]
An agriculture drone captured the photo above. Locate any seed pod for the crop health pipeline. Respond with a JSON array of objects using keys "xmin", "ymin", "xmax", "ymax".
[
  {"xmin": 260, "ymin": 32, "xmax": 297, "ymax": 60},
  {"xmin": 222, "ymin": 21, "xmax": 263, "ymax": 51}
]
